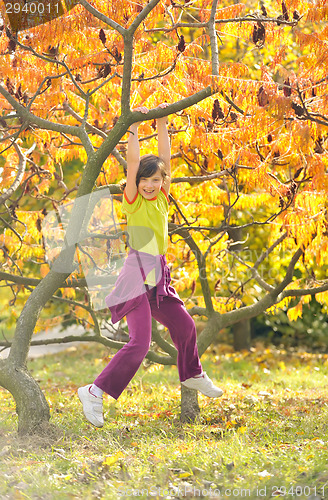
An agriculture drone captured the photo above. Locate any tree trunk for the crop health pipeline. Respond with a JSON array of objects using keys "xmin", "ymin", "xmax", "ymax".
[
  {"xmin": 232, "ymin": 318, "xmax": 251, "ymax": 351},
  {"xmin": 180, "ymin": 384, "xmax": 200, "ymax": 423},
  {"xmin": 0, "ymin": 359, "xmax": 50, "ymax": 435},
  {"xmin": 1, "ymin": 119, "xmax": 131, "ymax": 434}
]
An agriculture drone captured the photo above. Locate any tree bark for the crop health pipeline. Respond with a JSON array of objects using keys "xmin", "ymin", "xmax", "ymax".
[
  {"xmin": 0, "ymin": 359, "xmax": 50, "ymax": 435},
  {"xmin": 180, "ymin": 384, "xmax": 200, "ymax": 423},
  {"xmin": 232, "ymin": 318, "xmax": 251, "ymax": 351}
]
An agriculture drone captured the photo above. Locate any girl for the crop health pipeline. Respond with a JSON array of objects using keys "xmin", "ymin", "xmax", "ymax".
[{"xmin": 78, "ymin": 104, "xmax": 223, "ymax": 427}]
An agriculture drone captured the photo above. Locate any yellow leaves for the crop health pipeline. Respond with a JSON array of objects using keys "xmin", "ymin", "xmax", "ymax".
[
  {"xmin": 178, "ymin": 471, "xmax": 193, "ymax": 479},
  {"xmin": 61, "ymin": 287, "xmax": 76, "ymax": 300},
  {"xmin": 15, "ymin": 211, "xmax": 44, "ymax": 243},
  {"xmin": 54, "ymin": 145, "xmax": 85, "ymax": 164},
  {"xmin": 287, "ymin": 301, "xmax": 303, "ymax": 322},
  {"xmin": 294, "ymin": 191, "xmax": 324, "ymax": 217},
  {"xmin": 308, "ymin": 157, "xmax": 328, "ymax": 191},
  {"xmin": 267, "ymin": 296, "xmax": 292, "ymax": 315},
  {"xmin": 145, "ymin": 364, "xmax": 164, "ymax": 375},
  {"xmin": 217, "ymin": 63, "xmax": 250, "ymax": 85},
  {"xmin": 316, "ymin": 291, "xmax": 328, "ymax": 307},
  {"xmin": 234, "ymin": 193, "xmax": 274, "ymax": 211},
  {"xmin": 216, "ymin": 3, "xmax": 246, "ymax": 20},
  {"xmin": 307, "ymin": 0, "xmax": 328, "ymax": 21},
  {"xmin": 213, "ymin": 296, "xmax": 242, "ymax": 314},
  {"xmin": 100, "ymin": 160, "xmax": 121, "ymax": 185},
  {"xmin": 285, "ymin": 213, "xmax": 315, "ymax": 248},
  {"xmin": 40, "ymin": 264, "xmax": 49, "ymax": 278},
  {"xmin": 278, "ymin": 360, "xmax": 286, "ymax": 371},
  {"xmin": 102, "ymin": 451, "xmax": 124, "ymax": 467}
]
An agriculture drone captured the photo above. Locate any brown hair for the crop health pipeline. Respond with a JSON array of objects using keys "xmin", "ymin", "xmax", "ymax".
[{"xmin": 120, "ymin": 154, "xmax": 167, "ymax": 191}]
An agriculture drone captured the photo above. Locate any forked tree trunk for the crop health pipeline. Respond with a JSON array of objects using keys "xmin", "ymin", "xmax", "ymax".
[
  {"xmin": 180, "ymin": 384, "xmax": 200, "ymax": 423},
  {"xmin": 2, "ymin": 265, "xmax": 72, "ymax": 434},
  {"xmin": 0, "ymin": 359, "xmax": 50, "ymax": 435}
]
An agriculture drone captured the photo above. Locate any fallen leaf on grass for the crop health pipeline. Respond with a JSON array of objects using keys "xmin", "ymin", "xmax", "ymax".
[
  {"xmin": 257, "ymin": 470, "xmax": 273, "ymax": 477},
  {"xmin": 178, "ymin": 471, "xmax": 193, "ymax": 478},
  {"xmin": 102, "ymin": 451, "xmax": 124, "ymax": 467}
]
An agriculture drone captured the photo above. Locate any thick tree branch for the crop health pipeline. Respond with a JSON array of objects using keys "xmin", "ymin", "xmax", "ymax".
[
  {"xmin": 120, "ymin": 0, "xmax": 163, "ymax": 114},
  {"xmin": 0, "ymin": 85, "xmax": 82, "ymax": 137},
  {"xmin": 188, "ymin": 306, "xmax": 208, "ymax": 317},
  {"xmin": 281, "ymin": 282, "xmax": 328, "ymax": 299},
  {"xmin": 208, "ymin": 0, "xmax": 219, "ymax": 76},
  {"xmin": 196, "ymin": 246, "xmax": 306, "ymax": 352},
  {"xmin": 0, "ymin": 142, "xmax": 26, "ymax": 205},
  {"xmin": 0, "ymin": 270, "xmax": 115, "ymax": 289},
  {"xmin": 127, "ymin": 86, "xmax": 215, "ymax": 126},
  {"xmin": 0, "ymin": 335, "xmax": 174, "ymax": 365}
]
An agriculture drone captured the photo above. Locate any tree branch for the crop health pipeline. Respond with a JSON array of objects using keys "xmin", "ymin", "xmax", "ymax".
[
  {"xmin": 145, "ymin": 15, "xmax": 299, "ymax": 33},
  {"xmin": 62, "ymin": 100, "xmax": 127, "ymax": 168},
  {"xmin": 208, "ymin": 0, "xmax": 219, "ymax": 76},
  {"xmin": 0, "ymin": 271, "xmax": 115, "ymax": 289},
  {"xmin": 227, "ymin": 250, "xmax": 275, "ymax": 293},
  {"xmin": 0, "ymin": 85, "xmax": 82, "ymax": 137},
  {"xmin": 151, "ymin": 329, "xmax": 177, "ymax": 361},
  {"xmin": 173, "ymin": 225, "xmax": 214, "ymax": 315},
  {"xmin": 281, "ymin": 281, "xmax": 328, "ymax": 299},
  {"xmin": 0, "ymin": 335, "xmax": 175, "ymax": 365},
  {"xmin": 217, "ymin": 247, "xmax": 304, "ymax": 329},
  {"xmin": 128, "ymin": 0, "xmax": 162, "ymax": 35},
  {"xmin": 172, "ymin": 169, "xmax": 232, "ymax": 184},
  {"xmin": 127, "ymin": 86, "xmax": 215, "ymax": 125},
  {"xmin": 0, "ymin": 142, "xmax": 27, "ymax": 205},
  {"xmin": 78, "ymin": 0, "xmax": 126, "ymax": 35}
]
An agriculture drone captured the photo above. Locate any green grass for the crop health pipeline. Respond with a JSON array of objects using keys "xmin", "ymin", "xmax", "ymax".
[{"xmin": 1, "ymin": 344, "xmax": 328, "ymax": 499}]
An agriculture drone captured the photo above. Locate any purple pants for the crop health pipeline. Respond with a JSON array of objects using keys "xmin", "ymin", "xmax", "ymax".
[{"xmin": 94, "ymin": 287, "xmax": 202, "ymax": 399}]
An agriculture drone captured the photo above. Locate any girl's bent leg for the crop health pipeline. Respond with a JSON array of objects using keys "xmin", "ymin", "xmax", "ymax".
[
  {"xmin": 94, "ymin": 294, "xmax": 152, "ymax": 399},
  {"xmin": 150, "ymin": 296, "xmax": 202, "ymax": 382}
]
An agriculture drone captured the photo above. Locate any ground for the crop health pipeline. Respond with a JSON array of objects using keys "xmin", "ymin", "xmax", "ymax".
[{"xmin": 1, "ymin": 342, "xmax": 328, "ymax": 499}]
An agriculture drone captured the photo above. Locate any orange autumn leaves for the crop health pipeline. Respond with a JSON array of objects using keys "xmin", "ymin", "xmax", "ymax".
[{"xmin": 0, "ymin": 0, "xmax": 327, "ymax": 322}]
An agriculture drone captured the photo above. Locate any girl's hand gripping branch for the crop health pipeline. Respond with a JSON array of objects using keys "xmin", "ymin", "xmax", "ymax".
[
  {"xmin": 156, "ymin": 103, "xmax": 171, "ymax": 195},
  {"xmin": 125, "ymin": 106, "xmax": 149, "ymax": 202}
]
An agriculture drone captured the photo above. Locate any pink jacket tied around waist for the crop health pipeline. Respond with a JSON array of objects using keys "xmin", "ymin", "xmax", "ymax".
[{"xmin": 105, "ymin": 249, "xmax": 183, "ymax": 323}]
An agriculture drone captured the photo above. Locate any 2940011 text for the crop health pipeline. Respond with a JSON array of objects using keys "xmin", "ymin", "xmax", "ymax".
[
  {"xmin": 270, "ymin": 486, "xmax": 326, "ymax": 497},
  {"xmin": 5, "ymin": 1, "xmax": 60, "ymax": 14}
]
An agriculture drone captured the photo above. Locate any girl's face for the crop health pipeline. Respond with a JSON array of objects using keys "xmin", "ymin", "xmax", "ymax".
[{"xmin": 138, "ymin": 171, "xmax": 163, "ymax": 199}]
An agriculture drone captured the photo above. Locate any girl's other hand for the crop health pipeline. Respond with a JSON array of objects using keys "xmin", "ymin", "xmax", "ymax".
[
  {"xmin": 156, "ymin": 102, "xmax": 170, "ymax": 124},
  {"xmin": 133, "ymin": 106, "xmax": 149, "ymax": 114}
]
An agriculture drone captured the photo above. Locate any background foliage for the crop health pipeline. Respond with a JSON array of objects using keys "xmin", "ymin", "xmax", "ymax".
[{"xmin": 0, "ymin": 0, "xmax": 328, "ymax": 347}]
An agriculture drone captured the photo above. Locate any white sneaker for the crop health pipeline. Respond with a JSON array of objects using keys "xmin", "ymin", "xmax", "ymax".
[
  {"xmin": 181, "ymin": 372, "xmax": 223, "ymax": 398},
  {"xmin": 78, "ymin": 384, "xmax": 104, "ymax": 427}
]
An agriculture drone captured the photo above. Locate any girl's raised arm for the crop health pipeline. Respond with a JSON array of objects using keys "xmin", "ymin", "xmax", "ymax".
[
  {"xmin": 125, "ymin": 107, "xmax": 148, "ymax": 202},
  {"xmin": 156, "ymin": 103, "xmax": 171, "ymax": 195}
]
